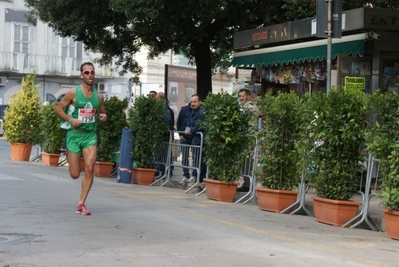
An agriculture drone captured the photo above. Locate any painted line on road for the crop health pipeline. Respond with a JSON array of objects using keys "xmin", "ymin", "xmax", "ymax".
[
  {"xmin": 110, "ymin": 189, "xmax": 221, "ymax": 207},
  {"xmin": 30, "ymin": 173, "xmax": 72, "ymax": 182},
  {"xmin": 104, "ymin": 187, "xmax": 393, "ymax": 267},
  {"xmin": 0, "ymin": 176, "xmax": 23, "ymax": 181}
]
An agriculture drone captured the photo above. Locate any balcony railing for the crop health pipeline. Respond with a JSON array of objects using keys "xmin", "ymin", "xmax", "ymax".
[{"xmin": 0, "ymin": 52, "xmax": 114, "ymax": 78}]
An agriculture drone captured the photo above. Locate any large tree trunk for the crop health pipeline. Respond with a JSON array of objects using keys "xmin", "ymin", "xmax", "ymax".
[{"xmin": 192, "ymin": 40, "xmax": 213, "ymax": 100}]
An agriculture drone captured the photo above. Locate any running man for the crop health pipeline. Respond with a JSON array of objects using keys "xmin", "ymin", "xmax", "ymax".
[{"xmin": 55, "ymin": 62, "xmax": 107, "ymax": 215}]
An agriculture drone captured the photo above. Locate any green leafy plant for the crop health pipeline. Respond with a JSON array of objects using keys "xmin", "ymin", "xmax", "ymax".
[
  {"xmin": 309, "ymin": 88, "xmax": 369, "ymax": 200},
  {"xmin": 200, "ymin": 91, "xmax": 251, "ymax": 183},
  {"xmin": 96, "ymin": 96, "xmax": 128, "ymax": 162},
  {"xmin": 256, "ymin": 92, "xmax": 304, "ymax": 190},
  {"xmin": 368, "ymin": 91, "xmax": 399, "ymax": 211},
  {"xmin": 127, "ymin": 95, "xmax": 169, "ymax": 168},
  {"xmin": 40, "ymin": 103, "xmax": 66, "ymax": 154},
  {"xmin": 3, "ymin": 72, "xmax": 42, "ymax": 145}
]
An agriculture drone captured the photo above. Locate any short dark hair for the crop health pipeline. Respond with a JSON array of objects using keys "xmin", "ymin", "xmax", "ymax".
[
  {"xmin": 80, "ymin": 62, "xmax": 94, "ymax": 72},
  {"xmin": 238, "ymin": 88, "xmax": 250, "ymax": 95},
  {"xmin": 191, "ymin": 94, "xmax": 202, "ymax": 101}
]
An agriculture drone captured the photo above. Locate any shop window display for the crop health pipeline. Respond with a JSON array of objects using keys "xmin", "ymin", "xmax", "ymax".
[
  {"xmin": 339, "ymin": 56, "xmax": 371, "ymax": 93},
  {"xmin": 260, "ymin": 60, "xmax": 331, "ymax": 84},
  {"xmin": 250, "ymin": 59, "xmax": 335, "ymax": 95},
  {"xmin": 381, "ymin": 56, "xmax": 399, "ymax": 93},
  {"xmin": 237, "ymin": 56, "xmax": 373, "ymax": 96}
]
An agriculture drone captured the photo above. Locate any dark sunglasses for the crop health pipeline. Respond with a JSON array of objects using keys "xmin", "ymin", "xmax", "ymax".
[{"xmin": 82, "ymin": 70, "xmax": 95, "ymax": 75}]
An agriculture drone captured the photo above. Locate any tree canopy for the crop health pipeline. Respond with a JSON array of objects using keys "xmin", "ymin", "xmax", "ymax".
[{"xmin": 25, "ymin": 0, "xmax": 399, "ymax": 97}]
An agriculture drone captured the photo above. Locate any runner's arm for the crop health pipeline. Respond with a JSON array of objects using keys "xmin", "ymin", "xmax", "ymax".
[
  {"xmin": 55, "ymin": 89, "xmax": 76, "ymax": 122},
  {"xmin": 98, "ymin": 93, "xmax": 107, "ymax": 122}
]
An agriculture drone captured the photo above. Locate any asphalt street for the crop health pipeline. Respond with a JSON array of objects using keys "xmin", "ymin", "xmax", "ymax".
[{"xmin": 0, "ymin": 139, "xmax": 398, "ymax": 267}]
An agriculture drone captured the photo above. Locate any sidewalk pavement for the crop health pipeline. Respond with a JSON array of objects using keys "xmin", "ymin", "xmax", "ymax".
[
  {"xmin": 151, "ymin": 166, "xmax": 387, "ymax": 233},
  {"xmin": 0, "ymin": 138, "xmax": 386, "ymax": 233}
]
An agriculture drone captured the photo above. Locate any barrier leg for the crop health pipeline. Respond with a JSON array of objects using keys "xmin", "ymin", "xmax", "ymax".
[{"xmin": 344, "ymin": 155, "xmax": 380, "ymax": 230}]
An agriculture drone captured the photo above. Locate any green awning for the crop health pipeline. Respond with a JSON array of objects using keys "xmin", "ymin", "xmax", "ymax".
[{"xmin": 231, "ymin": 33, "xmax": 367, "ymax": 67}]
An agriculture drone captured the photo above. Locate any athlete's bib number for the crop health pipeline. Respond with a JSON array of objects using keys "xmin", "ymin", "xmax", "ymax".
[{"xmin": 78, "ymin": 109, "xmax": 96, "ymax": 123}]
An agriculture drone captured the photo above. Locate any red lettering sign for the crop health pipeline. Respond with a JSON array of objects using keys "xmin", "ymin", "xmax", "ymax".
[{"xmin": 252, "ymin": 31, "xmax": 268, "ymax": 42}]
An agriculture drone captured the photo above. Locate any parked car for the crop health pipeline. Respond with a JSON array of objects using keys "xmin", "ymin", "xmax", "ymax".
[{"xmin": 0, "ymin": 105, "xmax": 9, "ymax": 137}]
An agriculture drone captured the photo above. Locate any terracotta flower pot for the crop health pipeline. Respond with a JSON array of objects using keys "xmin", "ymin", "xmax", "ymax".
[
  {"xmin": 382, "ymin": 209, "xmax": 399, "ymax": 240},
  {"xmin": 255, "ymin": 187, "xmax": 298, "ymax": 213},
  {"xmin": 41, "ymin": 152, "xmax": 61, "ymax": 166},
  {"xmin": 131, "ymin": 167, "xmax": 156, "ymax": 185},
  {"xmin": 204, "ymin": 178, "xmax": 239, "ymax": 202},
  {"xmin": 312, "ymin": 196, "xmax": 362, "ymax": 227},
  {"xmin": 94, "ymin": 161, "xmax": 115, "ymax": 177},
  {"xmin": 10, "ymin": 143, "xmax": 32, "ymax": 161}
]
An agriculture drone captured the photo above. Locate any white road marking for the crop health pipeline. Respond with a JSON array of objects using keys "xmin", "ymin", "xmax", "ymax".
[
  {"xmin": 30, "ymin": 173, "xmax": 71, "ymax": 182},
  {"xmin": 0, "ymin": 176, "xmax": 23, "ymax": 181}
]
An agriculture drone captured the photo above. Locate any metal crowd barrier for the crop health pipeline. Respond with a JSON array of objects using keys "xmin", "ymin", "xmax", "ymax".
[
  {"xmin": 195, "ymin": 136, "xmax": 259, "ymax": 204},
  {"xmin": 30, "ymin": 144, "xmax": 42, "ymax": 162},
  {"xmin": 58, "ymin": 140, "xmax": 68, "ymax": 166},
  {"xmin": 150, "ymin": 133, "xmax": 312, "ymax": 214},
  {"xmin": 343, "ymin": 153, "xmax": 381, "ymax": 231},
  {"xmin": 151, "ymin": 131, "xmax": 173, "ymax": 186},
  {"xmin": 280, "ymin": 158, "xmax": 314, "ymax": 216},
  {"xmin": 147, "ymin": 131, "xmax": 384, "ymax": 227},
  {"xmin": 151, "ymin": 131, "xmax": 204, "ymax": 194},
  {"xmin": 274, "ymin": 150, "xmax": 382, "ymax": 222},
  {"xmin": 233, "ymin": 137, "xmax": 259, "ymax": 204},
  {"xmin": 249, "ymin": 137, "xmax": 313, "ymax": 213}
]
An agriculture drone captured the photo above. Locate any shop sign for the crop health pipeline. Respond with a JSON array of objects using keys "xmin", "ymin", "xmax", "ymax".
[
  {"xmin": 365, "ymin": 8, "xmax": 399, "ymax": 29},
  {"xmin": 316, "ymin": 0, "xmax": 342, "ymax": 38},
  {"xmin": 344, "ymin": 76, "xmax": 365, "ymax": 91},
  {"xmin": 234, "ymin": 21, "xmax": 298, "ymax": 49}
]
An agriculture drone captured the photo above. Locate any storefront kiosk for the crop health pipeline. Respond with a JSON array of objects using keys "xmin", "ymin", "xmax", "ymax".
[{"xmin": 231, "ymin": 7, "xmax": 399, "ymax": 96}]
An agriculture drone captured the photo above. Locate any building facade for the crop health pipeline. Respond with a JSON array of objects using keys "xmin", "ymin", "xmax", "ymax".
[
  {"xmin": 0, "ymin": 0, "xmax": 237, "ymax": 106},
  {"xmin": 0, "ymin": 0, "xmax": 134, "ymax": 104}
]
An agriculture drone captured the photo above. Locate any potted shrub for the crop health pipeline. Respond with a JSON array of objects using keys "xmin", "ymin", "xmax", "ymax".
[
  {"xmin": 3, "ymin": 72, "xmax": 42, "ymax": 161},
  {"xmin": 308, "ymin": 88, "xmax": 369, "ymax": 227},
  {"xmin": 367, "ymin": 90, "xmax": 399, "ymax": 239},
  {"xmin": 40, "ymin": 102, "xmax": 67, "ymax": 166},
  {"xmin": 127, "ymin": 95, "xmax": 169, "ymax": 185},
  {"xmin": 95, "ymin": 96, "xmax": 128, "ymax": 177},
  {"xmin": 255, "ymin": 92, "xmax": 304, "ymax": 213},
  {"xmin": 200, "ymin": 91, "xmax": 251, "ymax": 202}
]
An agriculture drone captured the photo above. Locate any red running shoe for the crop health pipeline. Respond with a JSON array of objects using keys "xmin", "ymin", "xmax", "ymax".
[{"xmin": 76, "ymin": 204, "xmax": 91, "ymax": 215}]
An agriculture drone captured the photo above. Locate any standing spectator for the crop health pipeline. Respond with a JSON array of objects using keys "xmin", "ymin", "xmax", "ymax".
[
  {"xmin": 176, "ymin": 102, "xmax": 193, "ymax": 184},
  {"xmin": 238, "ymin": 88, "xmax": 258, "ymax": 133},
  {"xmin": 156, "ymin": 92, "xmax": 174, "ymax": 131},
  {"xmin": 237, "ymin": 88, "xmax": 259, "ymax": 192},
  {"xmin": 155, "ymin": 92, "xmax": 174, "ymax": 176},
  {"xmin": 184, "ymin": 94, "xmax": 206, "ymax": 185},
  {"xmin": 148, "ymin": 91, "xmax": 157, "ymax": 99}
]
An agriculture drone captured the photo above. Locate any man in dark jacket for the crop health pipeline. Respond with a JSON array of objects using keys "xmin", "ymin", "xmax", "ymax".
[
  {"xmin": 176, "ymin": 103, "xmax": 192, "ymax": 184},
  {"xmin": 184, "ymin": 94, "xmax": 206, "ymax": 185},
  {"xmin": 156, "ymin": 92, "xmax": 174, "ymax": 131}
]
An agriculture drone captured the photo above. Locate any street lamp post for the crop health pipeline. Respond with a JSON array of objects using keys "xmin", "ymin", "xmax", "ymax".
[
  {"xmin": 326, "ymin": 0, "xmax": 333, "ymax": 93},
  {"xmin": 317, "ymin": 0, "xmax": 342, "ymax": 94}
]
